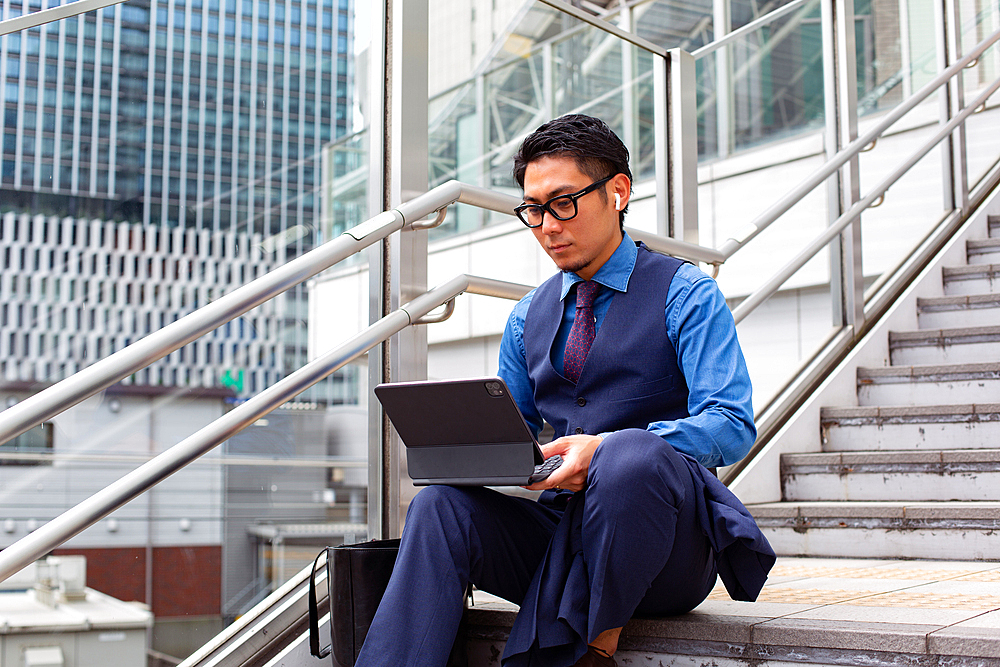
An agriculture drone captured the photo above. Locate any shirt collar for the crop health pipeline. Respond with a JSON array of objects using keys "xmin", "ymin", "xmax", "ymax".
[{"xmin": 559, "ymin": 233, "xmax": 637, "ymax": 300}]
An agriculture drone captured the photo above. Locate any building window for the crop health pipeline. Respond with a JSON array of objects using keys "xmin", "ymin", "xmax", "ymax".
[{"xmin": 0, "ymin": 421, "xmax": 54, "ymax": 465}]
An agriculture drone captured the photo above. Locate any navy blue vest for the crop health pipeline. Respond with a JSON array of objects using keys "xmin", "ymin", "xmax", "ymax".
[{"xmin": 523, "ymin": 244, "xmax": 689, "ymax": 438}]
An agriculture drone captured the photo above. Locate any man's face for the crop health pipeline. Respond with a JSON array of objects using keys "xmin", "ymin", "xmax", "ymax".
[{"xmin": 522, "ymin": 155, "xmax": 627, "ymax": 281}]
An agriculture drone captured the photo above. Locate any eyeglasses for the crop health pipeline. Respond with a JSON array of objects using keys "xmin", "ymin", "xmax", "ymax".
[{"xmin": 514, "ymin": 175, "xmax": 614, "ymax": 228}]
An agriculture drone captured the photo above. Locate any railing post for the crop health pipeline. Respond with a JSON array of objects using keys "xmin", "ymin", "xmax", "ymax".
[
  {"xmin": 368, "ymin": 0, "xmax": 431, "ymax": 542},
  {"xmin": 666, "ymin": 48, "xmax": 699, "ymax": 244},
  {"xmin": 939, "ymin": 0, "xmax": 969, "ymax": 214},
  {"xmin": 366, "ymin": 0, "xmax": 390, "ymax": 542},
  {"xmin": 712, "ymin": 0, "xmax": 732, "ymax": 159},
  {"xmin": 542, "ymin": 41, "xmax": 555, "ymax": 119},
  {"xmin": 376, "ymin": 0, "xmax": 430, "ymax": 540},
  {"xmin": 822, "ymin": 0, "xmax": 864, "ymax": 329},
  {"xmin": 620, "ymin": 4, "xmax": 638, "ymax": 172}
]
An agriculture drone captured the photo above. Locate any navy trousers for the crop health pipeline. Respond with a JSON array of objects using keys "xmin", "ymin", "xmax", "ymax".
[{"xmin": 354, "ymin": 430, "xmax": 718, "ymax": 667}]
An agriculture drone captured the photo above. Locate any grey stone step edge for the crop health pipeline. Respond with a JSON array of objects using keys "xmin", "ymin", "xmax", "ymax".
[
  {"xmin": 917, "ymin": 293, "xmax": 1000, "ymax": 313},
  {"xmin": 889, "ymin": 325, "xmax": 1000, "ymax": 348},
  {"xmin": 858, "ymin": 361, "xmax": 1000, "ymax": 384},
  {"xmin": 782, "ymin": 448, "xmax": 1000, "ymax": 474},
  {"xmin": 748, "ymin": 501, "xmax": 1000, "ymax": 531},
  {"xmin": 942, "ymin": 264, "xmax": 1000, "ymax": 282},
  {"xmin": 467, "ymin": 598, "xmax": 1000, "ymax": 667},
  {"xmin": 968, "ymin": 238, "xmax": 1000, "ymax": 254},
  {"xmin": 821, "ymin": 404, "xmax": 1000, "ymax": 426}
]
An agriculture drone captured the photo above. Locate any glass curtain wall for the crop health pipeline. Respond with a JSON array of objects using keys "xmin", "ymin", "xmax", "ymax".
[
  {"xmin": 0, "ymin": 0, "xmax": 366, "ymax": 660},
  {"xmin": 428, "ymin": 2, "xmax": 660, "ymax": 237},
  {"xmin": 2, "ymin": 0, "xmax": 998, "ymax": 660}
]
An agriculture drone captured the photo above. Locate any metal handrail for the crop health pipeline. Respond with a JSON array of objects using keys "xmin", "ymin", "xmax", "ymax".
[
  {"xmin": 538, "ymin": 0, "xmax": 669, "ymax": 58},
  {"xmin": 0, "ymin": 273, "xmax": 532, "ymax": 582},
  {"xmin": 0, "ymin": 0, "xmax": 127, "ymax": 37},
  {"xmin": 732, "ymin": 74, "xmax": 1000, "ymax": 324},
  {"xmin": 0, "ymin": 180, "xmax": 515, "ymax": 448},
  {"xmin": 692, "ymin": 0, "xmax": 815, "ymax": 59},
  {"xmin": 0, "ymin": 4, "xmax": 995, "ymax": 589},
  {"xmin": 715, "ymin": 27, "xmax": 1000, "ymax": 260}
]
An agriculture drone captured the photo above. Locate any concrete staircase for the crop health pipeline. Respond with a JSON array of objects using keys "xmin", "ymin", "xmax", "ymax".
[
  {"xmin": 465, "ymin": 214, "xmax": 1000, "ymax": 667},
  {"xmin": 750, "ymin": 214, "xmax": 1000, "ymax": 562}
]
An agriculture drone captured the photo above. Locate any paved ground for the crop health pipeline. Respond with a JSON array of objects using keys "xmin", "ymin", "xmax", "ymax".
[{"xmin": 468, "ymin": 557, "xmax": 1000, "ymax": 661}]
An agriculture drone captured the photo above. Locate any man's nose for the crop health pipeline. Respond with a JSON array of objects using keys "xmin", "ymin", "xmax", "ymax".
[{"xmin": 540, "ymin": 210, "xmax": 563, "ymax": 234}]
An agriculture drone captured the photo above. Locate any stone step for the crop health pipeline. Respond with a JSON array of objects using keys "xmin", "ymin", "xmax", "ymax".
[
  {"xmin": 857, "ymin": 362, "xmax": 1000, "ymax": 405},
  {"xmin": 820, "ymin": 404, "xmax": 1000, "ymax": 451},
  {"xmin": 917, "ymin": 293, "xmax": 1000, "ymax": 329},
  {"xmin": 780, "ymin": 449, "xmax": 1000, "ymax": 502},
  {"xmin": 467, "ymin": 557, "xmax": 1000, "ymax": 667},
  {"xmin": 888, "ymin": 325, "xmax": 1000, "ymax": 365},
  {"xmin": 749, "ymin": 501, "xmax": 1000, "ymax": 560},
  {"xmin": 942, "ymin": 264, "xmax": 1000, "ymax": 296},
  {"xmin": 966, "ymin": 238, "xmax": 1000, "ymax": 265}
]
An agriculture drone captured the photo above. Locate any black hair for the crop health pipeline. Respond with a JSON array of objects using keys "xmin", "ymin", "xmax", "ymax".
[{"xmin": 512, "ymin": 114, "xmax": 632, "ymax": 228}]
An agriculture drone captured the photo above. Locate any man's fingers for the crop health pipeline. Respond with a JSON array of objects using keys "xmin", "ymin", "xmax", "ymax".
[{"xmin": 539, "ymin": 439, "xmax": 569, "ymax": 458}]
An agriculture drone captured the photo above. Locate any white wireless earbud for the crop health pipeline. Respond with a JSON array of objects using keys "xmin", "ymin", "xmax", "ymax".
[{"xmin": 614, "ymin": 193, "xmax": 622, "ymax": 210}]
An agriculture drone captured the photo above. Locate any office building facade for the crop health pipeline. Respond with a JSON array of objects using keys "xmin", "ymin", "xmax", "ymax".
[{"xmin": 0, "ymin": 0, "xmax": 355, "ymax": 656}]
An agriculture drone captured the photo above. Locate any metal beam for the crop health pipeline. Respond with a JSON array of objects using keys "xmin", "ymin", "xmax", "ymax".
[
  {"xmin": 0, "ymin": 0, "xmax": 126, "ymax": 36},
  {"xmin": 0, "ymin": 272, "xmax": 532, "ymax": 583}
]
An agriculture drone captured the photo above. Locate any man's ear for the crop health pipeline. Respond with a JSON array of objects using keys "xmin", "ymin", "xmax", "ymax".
[{"xmin": 611, "ymin": 173, "xmax": 631, "ymax": 210}]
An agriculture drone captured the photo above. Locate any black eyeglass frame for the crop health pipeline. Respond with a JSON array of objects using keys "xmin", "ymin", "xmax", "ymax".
[{"xmin": 514, "ymin": 175, "xmax": 615, "ymax": 228}]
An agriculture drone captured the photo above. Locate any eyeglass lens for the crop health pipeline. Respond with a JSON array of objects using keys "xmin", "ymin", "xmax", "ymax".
[{"xmin": 520, "ymin": 196, "xmax": 577, "ymax": 225}]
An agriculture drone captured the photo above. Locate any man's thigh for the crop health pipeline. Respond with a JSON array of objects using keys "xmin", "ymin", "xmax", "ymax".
[
  {"xmin": 634, "ymin": 490, "xmax": 716, "ymax": 616},
  {"xmin": 407, "ymin": 485, "xmax": 562, "ymax": 606},
  {"xmin": 584, "ymin": 430, "xmax": 717, "ymax": 617}
]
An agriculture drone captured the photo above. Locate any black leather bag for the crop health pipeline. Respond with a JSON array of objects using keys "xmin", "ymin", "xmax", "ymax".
[
  {"xmin": 308, "ymin": 539, "xmax": 400, "ymax": 666},
  {"xmin": 308, "ymin": 539, "xmax": 469, "ymax": 667}
]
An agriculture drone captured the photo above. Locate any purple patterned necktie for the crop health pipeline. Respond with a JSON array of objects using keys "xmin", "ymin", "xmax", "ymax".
[{"xmin": 564, "ymin": 280, "xmax": 599, "ymax": 384}]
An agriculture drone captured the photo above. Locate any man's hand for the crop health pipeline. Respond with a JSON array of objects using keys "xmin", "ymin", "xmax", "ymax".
[{"xmin": 526, "ymin": 434, "xmax": 604, "ymax": 491}]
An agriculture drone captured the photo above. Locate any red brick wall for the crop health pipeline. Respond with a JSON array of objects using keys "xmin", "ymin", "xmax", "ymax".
[
  {"xmin": 53, "ymin": 545, "xmax": 221, "ymax": 618},
  {"xmin": 151, "ymin": 545, "xmax": 222, "ymax": 617},
  {"xmin": 53, "ymin": 547, "xmax": 146, "ymax": 604}
]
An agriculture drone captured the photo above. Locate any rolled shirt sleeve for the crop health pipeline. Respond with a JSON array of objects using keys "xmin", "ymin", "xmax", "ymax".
[
  {"xmin": 649, "ymin": 263, "xmax": 755, "ymax": 468},
  {"xmin": 498, "ymin": 290, "xmax": 545, "ymax": 439},
  {"xmin": 497, "ymin": 260, "xmax": 755, "ymax": 469}
]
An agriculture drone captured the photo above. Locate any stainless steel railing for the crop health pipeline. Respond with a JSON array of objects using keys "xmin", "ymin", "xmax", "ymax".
[
  {"xmin": 0, "ymin": 272, "xmax": 531, "ymax": 581},
  {"xmin": 0, "ymin": 7, "xmax": 998, "ymax": 588},
  {"xmin": 731, "ymin": 64, "xmax": 1000, "ymax": 323},
  {"xmin": 0, "ymin": 181, "xmax": 509, "ymax": 448},
  {"xmin": 718, "ymin": 28, "xmax": 1000, "ymax": 267}
]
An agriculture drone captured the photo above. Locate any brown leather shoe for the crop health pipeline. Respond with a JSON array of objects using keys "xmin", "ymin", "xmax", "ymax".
[{"xmin": 572, "ymin": 646, "xmax": 617, "ymax": 667}]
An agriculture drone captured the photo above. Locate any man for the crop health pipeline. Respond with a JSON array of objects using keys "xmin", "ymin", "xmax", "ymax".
[{"xmin": 356, "ymin": 114, "xmax": 773, "ymax": 667}]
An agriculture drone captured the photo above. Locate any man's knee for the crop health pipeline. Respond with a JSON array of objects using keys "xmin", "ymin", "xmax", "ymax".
[
  {"xmin": 406, "ymin": 484, "xmax": 477, "ymax": 525},
  {"xmin": 589, "ymin": 429, "xmax": 690, "ymax": 499}
]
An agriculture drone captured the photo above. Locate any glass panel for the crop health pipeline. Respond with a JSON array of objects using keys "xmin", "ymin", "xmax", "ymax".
[
  {"xmin": 634, "ymin": 0, "xmax": 713, "ymax": 52},
  {"xmin": 956, "ymin": 1, "xmax": 1000, "ymax": 192},
  {"xmin": 698, "ymin": 0, "xmax": 825, "ymax": 158},
  {"xmin": 734, "ymin": 264, "xmax": 837, "ymax": 413},
  {"xmin": 697, "ymin": 0, "xmax": 830, "ymax": 348},
  {"xmin": 0, "ymin": 0, "xmax": 367, "ymax": 660},
  {"xmin": 426, "ymin": 1, "xmax": 662, "ymax": 240},
  {"xmin": 856, "ymin": 0, "xmax": 904, "ymax": 114},
  {"xmin": 860, "ymin": 138, "xmax": 947, "ymax": 293},
  {"xmin": 962, "ymin": 54, "xmax": 1000, "ymax": 191}
]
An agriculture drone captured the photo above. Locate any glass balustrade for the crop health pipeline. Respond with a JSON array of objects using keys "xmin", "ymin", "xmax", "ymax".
[
  {"xmin": 2, "ymin": 0, "xmax": 999, "ymax": 663},
  {"xmin": 0, "ymin": 0, "xmax": 367, "ymax": 661}
]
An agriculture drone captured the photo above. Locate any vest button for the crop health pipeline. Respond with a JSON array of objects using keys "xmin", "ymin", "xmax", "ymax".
[
  {"xmin": 574, "ymin": 427, "xmax": 584, "ymax": 434},
  {"xmin": 576, "ymin": 397, "xmax": 587, "ymax": 407}
]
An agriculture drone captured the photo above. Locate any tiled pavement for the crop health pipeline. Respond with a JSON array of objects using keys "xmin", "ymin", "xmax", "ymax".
[{"xmin": 466, "ymin": 557, "xmax": 1000, "ymax": 665}]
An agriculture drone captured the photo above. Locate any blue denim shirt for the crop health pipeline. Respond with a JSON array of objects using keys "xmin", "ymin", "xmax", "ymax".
[{"xmin": 498, "ymin": 233, "xmax": 756, "ymax": 468}]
